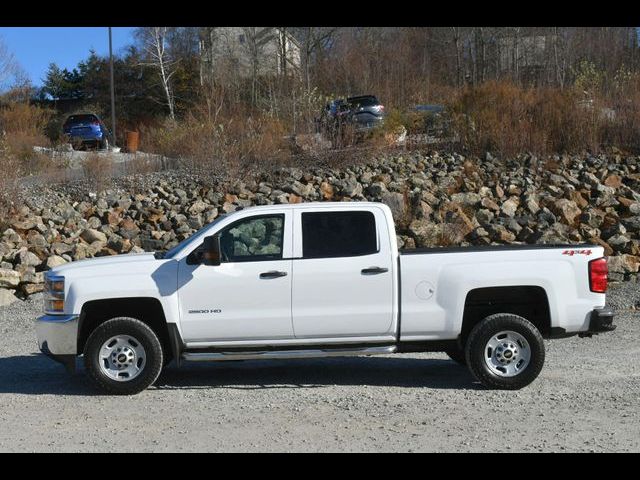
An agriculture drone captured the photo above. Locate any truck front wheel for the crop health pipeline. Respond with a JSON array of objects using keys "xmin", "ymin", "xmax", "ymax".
[
  {"xmin": 84, "ymin": 317, "xmax": 164, "ymax": 395},
  {"xmin": 466, "ymin": 313, "xmax": 545, "ymax": 390}
]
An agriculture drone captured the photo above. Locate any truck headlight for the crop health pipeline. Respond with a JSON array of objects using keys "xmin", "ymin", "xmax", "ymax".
[{"xmin": 44, "ymin": 274, "xmax": 65, "ymax": 313}]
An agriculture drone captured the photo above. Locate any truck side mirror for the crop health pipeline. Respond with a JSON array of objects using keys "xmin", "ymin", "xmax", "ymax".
[{"xmin": 201, "ymin": 234, "xmax": 221, "ymax": 266}]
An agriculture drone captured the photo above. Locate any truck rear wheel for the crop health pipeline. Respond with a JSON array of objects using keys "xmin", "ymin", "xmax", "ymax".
[
  {"xmin": 466, "ymin": 313, "xmax": 545, "ymax": 390},
  {"xmin": 84, "ymin": 317, "xmax": 163, "ymax": 395}
]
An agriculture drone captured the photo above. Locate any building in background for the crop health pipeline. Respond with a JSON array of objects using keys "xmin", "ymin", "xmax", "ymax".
[{"xmin": 199, "ymin": 27, "xmax": 301, "ymax": 84}]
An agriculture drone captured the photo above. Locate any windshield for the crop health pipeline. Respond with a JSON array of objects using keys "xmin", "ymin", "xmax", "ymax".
[{"xmin": 159, "ymin": 214, "xmax": 228, "ymax": 259}]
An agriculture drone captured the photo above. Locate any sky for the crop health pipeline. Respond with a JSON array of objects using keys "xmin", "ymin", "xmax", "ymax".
[{"xmin": 0, "ymin": 27, "xmax": 137, "ymax": 87}]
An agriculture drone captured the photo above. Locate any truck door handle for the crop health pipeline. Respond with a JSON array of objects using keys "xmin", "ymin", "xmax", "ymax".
[
  {"xmin": 361, "ymin": 267, "xmax": 389, "ymax": 275},
  {"xmin": 259, "ymin": 271, "xmax": 288, "ymax": 279}
]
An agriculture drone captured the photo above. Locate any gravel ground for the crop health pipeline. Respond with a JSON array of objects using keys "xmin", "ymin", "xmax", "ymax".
[{"xmin": 0, "ymin": 283, "xmax": 638, "ymax": 452}]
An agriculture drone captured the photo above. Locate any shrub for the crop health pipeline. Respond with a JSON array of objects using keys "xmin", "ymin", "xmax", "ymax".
[
  {"xmin": 0, "ymin": 102, "xmax": 55, "ymax": 213},
  {"xmin": 603, "ymin": 73, "xmax": 640, "ymax": 152},
  {"xmin": 140, "ymin": 112, "xmax": 292, "ymax": 182},
  {"xmin": 0, "ymin": 102, "xmax": 52, "ymax": 161},
  {"xmin": 448, "ymin": 81, "xmax": 603, "ymax": 156}
]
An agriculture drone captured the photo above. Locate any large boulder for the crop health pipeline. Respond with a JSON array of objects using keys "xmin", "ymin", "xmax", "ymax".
[
  {"xmin": 552, "ymin": 199, "xmax": 581, "ymax": 225},
  {"xmin": 339, "ymin": 178, "xmax": 363, "ymax": 198},
  {"xmin": 46, "ymin": 255, "xmax": 68, "ymax": 269},
  {"xmin": 0, "ymin": 269, "xmax": 20, "ymax": 288},
  {"xmin": 367, "ymin": 182, "xmax": 387, "ymax": 197},
  {"xmin": 524, "ymin": 194, "xmax": 540, "ymax": 214},
  {"xmin": 408, "ymin": 220, "xmax": 442, "ymax": 247},
  {"xmin": 381, "ymin": 192, "xmax": 408, "ymax": 223},
  {"xmin": 603, "ymin": 174, "xmax": 623, "ymax": 188},
  {"xmin": 608, "ymin": 255, "xmax": 640, "ymax": 275},
  {"xmin": 188, "ymin": 200, "xmax": 209, "ymax": 215},
  {"xmin": 80, "ymin": 229, "xmax": 108, "ymax": 244},
  {"xmin": 0, "ymin": 288, "xmax": 18, "ymax": 307},
  {"xmin": 501, "ymin": 198, "xmax": 519, "ymax": 217},
  {"xmin": 481, "ymin": 197, "xmax": 500, "ymax": 212},
  {"xmin": 11, "ymin": 219, "xmax": 37, "ymax": 231},
  {"xmin": 487, "ymin": 224, "xmax": 516, "ymax": 243},
  {"xmin": 450, "ymin": 192, "xmax": 481, "ymax": 207},
  {"xmin": 18, "ymin": 250, "xmax": 42, "ymax": 268}
]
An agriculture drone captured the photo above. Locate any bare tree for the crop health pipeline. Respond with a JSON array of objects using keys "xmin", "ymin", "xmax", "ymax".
[
  {"xmin": 238, "ymin": 27, "xmax": 275, "ymax": 107},
  {"xmin": 0, "ymin": 37, "xmax": 22, "ymax": 93},
  {"xmin": 294, "ymin": 27, "xmax": 338, "ymax": 92},
  {"xmin": 136, "ymin": 27, "xmax": 178, "ymax": 120},
  {"xmin": 451, "ymin": 27, "xmax": 464, "ymax": 86}
]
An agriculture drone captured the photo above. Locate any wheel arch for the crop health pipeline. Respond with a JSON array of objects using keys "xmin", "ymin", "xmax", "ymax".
[
  {"xmin": 460, "ymin": 285, "xmax": 552, "ymax": 345},
  {"xmin": 77, "ymin": 297, "xmax": 175, "ymax": 359}
]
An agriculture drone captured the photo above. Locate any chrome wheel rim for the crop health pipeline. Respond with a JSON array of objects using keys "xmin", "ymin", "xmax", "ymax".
[
  {"xmin": 99, "ymin": 335, "xmax": 146, "ymax": 382},
  {"xmin": 484, "ymin": 330, "xmax": 531, "ymax": 377}
]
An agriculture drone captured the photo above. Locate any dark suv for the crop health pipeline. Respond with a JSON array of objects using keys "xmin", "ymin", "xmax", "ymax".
[
  {"xmin": 345, "ymin": 95, "xmax": 385, "ymax": 130},
  {"xmin": 63, "ymin": 113, "xmax": 112, "ymax": 150},
  {"xmin": 319, "ymin": 95, "xmax": 385, "ymax": 135}
]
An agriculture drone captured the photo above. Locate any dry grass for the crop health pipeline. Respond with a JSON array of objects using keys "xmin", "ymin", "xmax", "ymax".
[
  {"xmin": 603, "ymin": 75, "xmax": 640, "ymax": 152},
  {"xmin": 0, "ymin": 146, "xmax": 21, "ymax": 217},
  {"xmin": 0, "ymin": 102, "xmax": 56, "ymax": 214},
  {"xmin": 0, "ymin": 102, "xmax": 53, "ymax": 169},
  {"xmin": 447, "ymin": 80, "xmax": 640, "ymax": 156},
  {"xmin": 139, "ymin": 112, "xmax": 292, "ymax": 183},
  {"xmin": 82, "ymin": 153, "xmax": 114, "ymax": 192}
]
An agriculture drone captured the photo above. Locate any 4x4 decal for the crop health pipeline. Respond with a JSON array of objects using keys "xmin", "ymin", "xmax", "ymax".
[{"xmin": 562, "ymin": 249, "xmax": 593, "ymax": 256}]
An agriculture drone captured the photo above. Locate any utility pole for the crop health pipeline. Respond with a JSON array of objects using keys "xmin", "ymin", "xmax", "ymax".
[{"xmin": 109, "ymin": 27, "xmax": 116, "ymax": 147}]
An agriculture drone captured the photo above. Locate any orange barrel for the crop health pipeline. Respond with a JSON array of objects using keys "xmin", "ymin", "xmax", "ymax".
[{"xmin": 126, "ymin": 131, "xmax": 140, "ymax": 153}]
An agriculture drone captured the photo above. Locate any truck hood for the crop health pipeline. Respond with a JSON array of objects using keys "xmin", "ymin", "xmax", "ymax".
[
  {"xmin": 51, "ymin": 252, "xmax": 159, "ymax": 277},
  {"xmin": 51, "ymin": 252, "xmax": 179, "ymax": 314}
]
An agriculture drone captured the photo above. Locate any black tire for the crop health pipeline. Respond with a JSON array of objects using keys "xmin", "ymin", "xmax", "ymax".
[
  {"xmin": 465, "ymin": 313, "xmax": 545, "ymax": 390},
  {"xmin": 100, "ymin": 136, "xmax": 110, "ymax": 150},
  {"xmin": 445, "ymin": 347, "xmax": 467, "ymax": 366},
  {"xmin": 84, "ymin": 317, "xmax": 163, "ymax": 395}
]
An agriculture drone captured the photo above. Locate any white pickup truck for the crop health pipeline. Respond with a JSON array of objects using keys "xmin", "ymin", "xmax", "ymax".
[{"xmin": 36, "ymin": 202, "xmax": 615, "ymax": 394}]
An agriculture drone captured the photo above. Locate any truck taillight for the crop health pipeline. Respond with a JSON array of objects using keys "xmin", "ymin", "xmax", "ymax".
[{"xmin": 589, "ymin": 257, "xmax": 608, "ymax": 293}]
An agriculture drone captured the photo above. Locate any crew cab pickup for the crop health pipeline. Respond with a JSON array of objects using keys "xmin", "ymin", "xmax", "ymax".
[{"xmin": 35, "ymin": 202, "xmax": 616, "ymax": 394}]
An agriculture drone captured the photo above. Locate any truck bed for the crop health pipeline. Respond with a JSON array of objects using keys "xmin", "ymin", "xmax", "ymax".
[
  {"xmin": 398, "ymin": 243, "xmax": 604, "ymax": 342},
  {"xmin": 400, "ymin": 243, "xmax": 598, "ymax": 255}
]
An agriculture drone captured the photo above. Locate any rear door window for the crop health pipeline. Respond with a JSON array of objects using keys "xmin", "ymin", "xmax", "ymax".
[{"xmin": 301, "ymin": 211, "xmax": 378, "ymax": 259}]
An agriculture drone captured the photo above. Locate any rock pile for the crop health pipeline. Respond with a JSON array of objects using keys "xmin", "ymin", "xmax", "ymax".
[{"xmin": 1, "ymin": 150, "xmax": 639, "ymax": 304}]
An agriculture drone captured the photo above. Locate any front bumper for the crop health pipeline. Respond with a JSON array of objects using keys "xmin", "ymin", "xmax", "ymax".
[
  {"xmin": 36, "ymin": 315, "xmax": 79, "ymax": 371},
  {"xmin": 579, "ymin": 307, "xmax": 616, "ymax": 337}
]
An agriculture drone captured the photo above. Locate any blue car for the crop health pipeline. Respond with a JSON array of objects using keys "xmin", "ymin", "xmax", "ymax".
[{"xmin": 63, "ymin": 113, "xmax": 112, "ymax": 150}]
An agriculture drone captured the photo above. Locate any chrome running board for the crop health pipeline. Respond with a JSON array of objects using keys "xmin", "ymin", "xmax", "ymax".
[{"xmin": 181, "ymin": 345, "xmax": 396, "ymax": 362}]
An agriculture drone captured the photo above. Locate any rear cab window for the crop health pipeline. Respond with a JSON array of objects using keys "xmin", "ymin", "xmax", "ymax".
[{"xmin": 301, "ymin": 211, "xmax": 378, "ymax": 259}]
